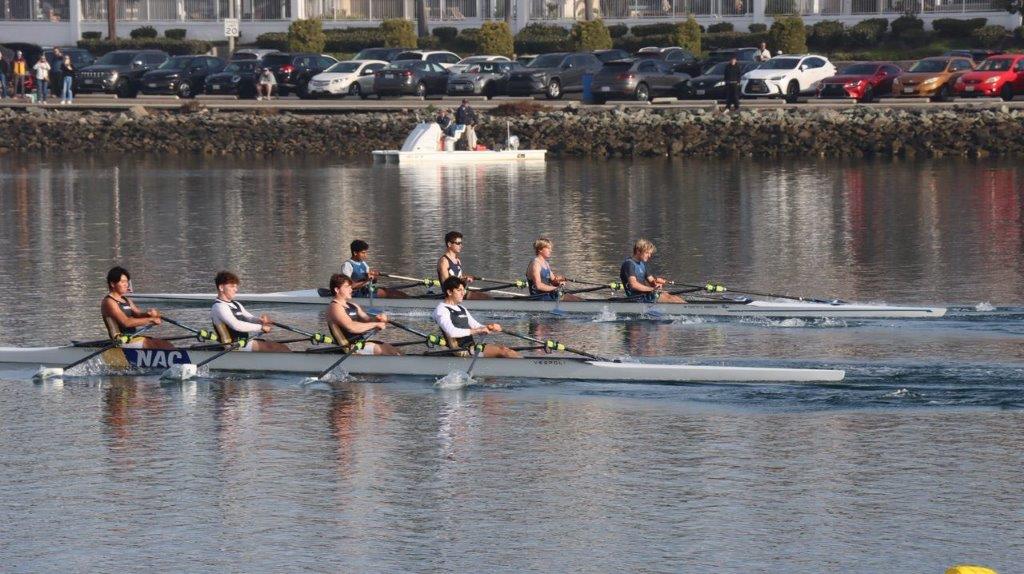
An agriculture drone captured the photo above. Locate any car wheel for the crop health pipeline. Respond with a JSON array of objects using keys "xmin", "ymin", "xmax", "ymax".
[
  {"xmin": 546, "ymin": 79, "xmax": 562, "ymax": 99},
  {"xmin": 349, "ymin": 83, "xmax": 361, "ymax": 97},
  {"xmin": 785, "ymin": 80, "xmax": 799, "ymax": 103},
  {"xmin": 298, "ymin": 84, "xmax": 312, "ymax": 99},
  {"xmin": 178, "ymin": 82, "xmax": 193, "ymax": 99},
  {"xmin": 592, "ymin": 96, "xmax": 606, "ymax": 105},
  {"xmin": 634, "ymin": 82, "xmax": 650, "ymax": 102},
  {"xmin": 415, "ymin": 82, "xmax": 427, "ymax": 97},
  {"xmin": 1001, "ymin": 83, "xmax": 1014, "ymax": 102},
  {"xmin": 860, "ymin": 85, "xmax": 874, "ymax": 104}
]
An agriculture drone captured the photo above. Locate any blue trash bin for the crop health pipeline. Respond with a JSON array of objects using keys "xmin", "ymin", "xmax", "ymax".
[{"xmin": 582, "ymin": 73, "xmax": 593, "ymax": 104}]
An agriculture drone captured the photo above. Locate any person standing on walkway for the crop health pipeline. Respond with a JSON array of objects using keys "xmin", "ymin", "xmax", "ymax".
[
  {"xmin": 455, "ymin": 98, "xmax": 478, "ymax": 151},
  {"xmin": 0, "ymin": 52, "xmax": 10, "ymax": 99},
  {"xmin": 12, "ymin": 51, "xmax": 27, "ymax": 98},
  {"xmin": 60, "ymin": 55, "xmax": 74, "ymax": 104},
  {"xmin": 756, "ymin": 42, "xmax": 771, "ymax": 62},
  {"xmin": 50, "ymin": 47, "xmax": 63, "ymax": 94},
  {"xmin": 723, "ymin": 55, "xmax": 742, "ymax": 112},
  {"xmin": 33, "ymin": 55, "xmax": 50, "ymax": 103}
]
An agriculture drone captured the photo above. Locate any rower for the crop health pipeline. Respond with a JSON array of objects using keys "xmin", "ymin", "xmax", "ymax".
[
  {"xmin": 100, "ymin": 266, "xmax": 174, "ymax": 349},
  {"xmin": 620, "ymin": 238, "xmax": 686, "ymax": 304},
  {"xmin": 526, "ymin": 237, "xmax": 583, "ymax": 302},
  {"xmin": 432, "ymin": 276, "xmax": 521, "ymax": 359},
  {"xmin": 211, "ymin": 271, "xmax": 291, "ymax": 352},
  {"xmin": 436, "ymin": 230, "xmax": 490, "ymax": 300},
  {"xmin": 341, "ymin": 239, "xmax": 407, "ymax": 299},
  {"xmin": 326, "ymin": 273, "xmax": 400, "ymax": 356}
]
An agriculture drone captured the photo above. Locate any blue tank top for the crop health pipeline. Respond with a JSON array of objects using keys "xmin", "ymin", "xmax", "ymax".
[
  {"xmin": 346, "ymin": 259, "xmax": 371, "ymax": 297},
  {"xmin": 620, "ymin": 258, "xmax": 648, "ymax": 298},
  {"xmin": 528, "ymin": 260, "xmax": 553, "ymax": 297}
]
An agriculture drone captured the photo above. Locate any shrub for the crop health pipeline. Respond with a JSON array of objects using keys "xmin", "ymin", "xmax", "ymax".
[
  {"xmin": 324, "ymin": 28, "xmax": 385, "ymax": 52},
  {"xmin": 164, "ymin": 28, "xmax": 186, "ymax": 40},
  {"xmin": 768, "ymin": 15, "xmax": 806, "ymax": 53},
  {"xmin": 703, "ymin": 31, "xmax": 769, "ymax": 49},
  {"xmin": 673, "ymin": 16, "xmax": 702, "ymax": 55},
  {"xmin": 631, "ymin": 22, "xmax": 679, "ymax": 37},
  {"xmin": 571, "ymin": 19, "xmax": 612, "ymax": 50},
  {"xmin": 77, "ymin": 38, "xmax": 213, "ymax": 56},
  {"xmin": 417, "ymin": 35, "xmax": 440, "ymax": 49},
  {"xmin": 288, "ymin": 18, "xmax": 325, "ymax": 53},
  {"xmin": 844, "ymin": 19, "xmax": 886, "ymax": 47},
  {"xmin": 900, "ymin": 28, "xmax": 931, "ymax": 47},
  {"xmin": 380, "ymin": 18, "xmax": 417, "ymax": 47},
  {"xmin": 971, "ymin": 24, "xmax": 1008, "ymax": 48},
  {"xmin": 489, "ymin": 100, "xmax": 547, "ymax": 116},
  {"xmin": 256, "ymin": 32, "xmax": 289, "ymax": 51},
  {"xmin": 454, "ymin": 27, "xmax": 480, "ymax": 52},
  {"xmin": 809, "ymin": 20, "xmax": 844, "ymax": 51},
  {"xmin": 608, "ymin": 23, "xmax": 629, "ymax": 38},
  {"xmin": 707, "ymin": 22, "xmax": 733, "ymax": 33},
  {"xmin": 82, "ymin": 31, "xmax": 102, "ymax": 40},
  {"xmin": 890, "ymin": 15, "xmax": 924, "ymax": 38},
  {"xmin": 859, "ymin": 17, "xmax": 888, "ymax": 36},
  {"xmin": 932, "ymin": 18, "xmax": 987, "ymax": 37},
  {"xmin": 476, "ymin": 21, "xmax": 514, "ymax": 57},
  {"xmin": 433, "ymin": 26, "xmax": 458, "ymax": 42},
  {"xmin": 130, "ymin": 26, "xmax": 158, "ymax": 39},
  {"xmin": 749, "ymin": 23, "xmax": 767, "ymax": 33},
  {"xmin": 514, "ymin": 23, "xmax": 570, "ymax": 54}
]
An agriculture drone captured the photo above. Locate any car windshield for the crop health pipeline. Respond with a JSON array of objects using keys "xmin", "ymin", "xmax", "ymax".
[
  {"xmin": 387, "ymin": 61, "xmax": 418, "ymax": 70},
  {"xmin": 977, "ymin": 59, "xmax": 1011, "ymax": 71},
  {"xmin": 595, "ymin": 51, "xmax": 626, "ymax": 63},
  {"xmin": 232, "ymin": 53, "xmax": 258, "ymax": 60},
  {"xmin": 760, "ymin": 57, "xmax": 800, "ymax": 70},
  {"xmin": 528, "ymin": 54, "xmax": 566, "ymax": 68},
  {"xmin": 262, "ymin": 54, "xmax": 292, "ymax": 67},
  {"xmin": 326, "ymin": 62, "xmax": 360, "ymax": 73},
  {"xmin": 159, "ymin": 57, "xmax": 192, "ymax": 70},
  {"xmin": 355, "ymin": 48, "xmax": 394, "ymax": 60},
  {"xmin": 458, "ymin": 56, "xmax": 489, "ymax": 65},
  {"xmin": 708, "ymin": 51, "xmax": 735, "ymax": 60},
  {"xmin": 395, "ymin": 52, "xmax": 422, "ymax": 60},
  {"xmin": 96, "ymin": 52, "xmax": 136, "ymax": 65},
  {"xmin": 223, "ymin": 62, "xmax": 258, "ymax": 73},
  {"xmin": 908, "ymin": 60, "xmax": 947, "ymax": 73},
  {"xmin": 840, "ymin": 64, "xmax": 880, "ymax": 75},
  {"xmin": 706, "ymin": 62, "xmax": 729, "ymax": 75}
]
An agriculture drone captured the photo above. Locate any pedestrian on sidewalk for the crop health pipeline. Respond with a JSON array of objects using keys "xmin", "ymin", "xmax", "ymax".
[
  {"xmin": 12, "ymin": 51, "xmax": 27, "ymax": 98},
  {"xmin": 33, "ymin": 55, "xmax": 51, "ymax": 103},
  {"xmin": 0, "ymin": 52, "xmax": 10, "ymax": 99},
  {"xmin": 723, "ymin": 55, "xmax": 742, "ymax": 112},
  {"xmin": 60, "ymin": 55, "xmax": 75, "ymax": 104}
]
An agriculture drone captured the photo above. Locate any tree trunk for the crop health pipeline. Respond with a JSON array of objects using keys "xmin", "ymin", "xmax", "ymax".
[
  {"xmin": 505, "ymin": 0, "xmax": 513, "ymax": 23},
  {"xmin": 415, "ymin": 0, "xmax": 429, "ymax": 38},
  {"xmin": 106, "ymin": 0, "xmax": 117, "ymax": 39},
  {"xmin": 585, "ymin": 0, "xmax": 593, "ymax": 20}
]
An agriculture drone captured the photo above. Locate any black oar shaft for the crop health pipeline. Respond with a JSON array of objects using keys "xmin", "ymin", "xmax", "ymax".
[
  {"xmin": 315, "ymin": 329, "xmax": 378, "ymax": 379},
  {"xmin": 502, "ymin": 330, "xmax": 610, "ymax": 362},
  {"xmin": 62, "ymin": 324, "xmax": 156, "ymax": 371}
]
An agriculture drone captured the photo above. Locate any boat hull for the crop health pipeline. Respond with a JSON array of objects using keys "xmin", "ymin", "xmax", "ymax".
[
  {"xmin": 130, "ymin": 290, "xmax": 947, "ymax": 319},
  {"xmin": 0, "ymin": 346, "xmax": 844, "ymax": 383},
  {"xmin": 372, "ymin": 150, "xmax": 547, "ymax": 164}
]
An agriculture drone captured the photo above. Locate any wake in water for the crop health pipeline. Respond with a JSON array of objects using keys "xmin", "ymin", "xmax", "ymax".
[{"xmin": 435, "ymin": 370, "xmax": 476, "ymax": 389}]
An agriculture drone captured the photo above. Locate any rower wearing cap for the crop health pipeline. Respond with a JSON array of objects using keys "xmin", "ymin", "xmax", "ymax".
[
  {"xmin": 211, "ymin": 271, "xmax": 290, "ymax": 352},
  {"xmin": 437, "ymin": 230, "xmax": 490, "ymax": 300},
  {"xmin": 433, "ymin": 276, "xmax": 521, "ymax": 358},
  {"xmin": 341, "ymin": 239, "xmax": 407, "ymax": 299},
  {"xmin": 620, "ymin": 238, "xmax": 686, "ymax": 304},
  {"xmin": 101, "ymin": 266, "xmax": 175, "ymax": 349},
  {"xmin": 526, "ymin": 237, "xmax": 583, "ymax": 302},
  {"xmin": 326, "ymin": 273, "xmax": 400, "ymax": 356}
]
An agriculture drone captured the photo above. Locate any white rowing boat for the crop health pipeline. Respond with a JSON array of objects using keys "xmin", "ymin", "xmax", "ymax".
[
  {"xmin": 0, "ymin": 345, "xmax": 845, "ymax": 383},
  {"xmin": 372, "ymin": 122, "xmax": 546, "ymax": 164},
  {"xmin": 130, "ymin": 289, "xmax": 947, "ymax": 319}
]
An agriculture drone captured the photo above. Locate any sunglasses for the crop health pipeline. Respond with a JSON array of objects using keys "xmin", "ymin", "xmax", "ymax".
[{"xmin": 451, "ymin": 240, "xmax": 463, "ymax": 245}]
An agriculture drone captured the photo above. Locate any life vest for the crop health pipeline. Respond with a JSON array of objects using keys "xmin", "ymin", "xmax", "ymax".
[
  {"xmin": 212, "ymin": 299, "xmax": 251, "ymax": 344},
  {"xmin": 442, "ymin": 304, "xmax": 474, "ymax": 349},
  {"xmin": 327, "ymin": 300, "xmax": 362, "ymax": 346}
]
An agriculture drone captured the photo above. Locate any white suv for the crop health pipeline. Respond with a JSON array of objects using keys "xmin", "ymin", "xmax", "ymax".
[
  {"xmin": 742, "ymin": 54, "xmax": 837, "ymax": 102},
  {"xmin": 393, "ymin": 50, "xmax": 462, "ymax": 69}
]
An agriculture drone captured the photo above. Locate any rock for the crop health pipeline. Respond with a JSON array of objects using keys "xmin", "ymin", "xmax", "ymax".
[{"xmin": 128, "ymin": 105, "xmax": 149, "ymax": 118}]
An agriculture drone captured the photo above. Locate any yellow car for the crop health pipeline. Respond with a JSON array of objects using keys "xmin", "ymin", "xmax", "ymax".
[{"xmin": 892, "ymin": 57, "xmax": 975, "ymax": 101}]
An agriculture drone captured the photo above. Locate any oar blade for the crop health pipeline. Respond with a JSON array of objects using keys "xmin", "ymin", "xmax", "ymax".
[
  {"xmin": 33, "ymin": 366, "xmax": 64, "ymax": 381},
  {"xmin": 435, "ymin": 370, "xmax": 475, "ymax": 389},
  {"xmin": 160, "ymin": 363, "xmax": 198, "ymax": 381}
]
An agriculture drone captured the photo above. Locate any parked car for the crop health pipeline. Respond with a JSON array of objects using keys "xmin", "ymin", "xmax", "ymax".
[
  {"xmin": 353, "ymin": 47, "xmax": 415, "ymax": 62},
  {"xmin": 306, "ymin": 59, "xmax": 388, "ymax": 98},
  {"xmin": 677, "ymin": 60, "xmax": 760, "ymax": 100},
  {"xmin": 636, "ymin": 46, "xmax": 700, "ymax": 76},
  {"xmin": 817, "ymin": 62, "xmax": 902, "ymax": 103},
  {"xmin": 516, "ymin": 54, "xmax": 538, "ymax": 66},
  {"xmin": 591, "ymin": 58, "xmax": 689, "ymax": 103},
  {"xmin": 447, "ymin": 60, "xmax": 521, "ymax": 97},
  {"xmin": 953, "ymin": 54, "xmax": 1024, "ymax": 101},
  {"xmin": 448, "ymin": 55, "xmax": 511, "ymax": 74},
  {"xmin": 942, "ymin": 49, "xmax": 1004, "ymax": 65},
  {"xmin": 741, "ymin": 54, "xmax": 836, "ymax": 103},
  {"xmin": 892, "ymin": 56, "xmax": 974, "ymax": 101},
  {"xmin": 700, "ymin": 47, "xmax": 760, "ymax": 73},
  {"xmin": 230, "ymin": 48, "xmax": 280, "ymax": 62},
  {"xmin": 204, "ymin": 60, "xmax": 263, "ymax": 98},
  {"xmin": 139, "ymin": 55, "xmax": 225, "ymax": 98},
  {"xmin": 593, "ymin": 48, "xmax": 631, "ymax": 63},
  {"xmin": 506, "ymin": 52, "xmax": 603, "ymax": 99},
  {"xmin": 260, "ymin": 52, "xmax": 338, "ymax": 97},
  {"xmin": 393, "ymin": 50, "xmax": 462, "ymax": 69},
  {"xmin": 374, "ymin": 60, "xmax": 451, "ymax": 97},
  {"xmin": 75, "ymin": 49, "xmax": 169, "ymax": 97}
]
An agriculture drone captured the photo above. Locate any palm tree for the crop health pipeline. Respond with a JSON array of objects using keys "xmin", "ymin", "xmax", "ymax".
[{"xmin": 107, "ymin": 0, "xmax": 116, "ymax": 38}]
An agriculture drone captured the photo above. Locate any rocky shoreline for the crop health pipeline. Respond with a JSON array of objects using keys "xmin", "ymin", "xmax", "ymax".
[{"xmin": 2, "ymin": 105, "xmax": 1023, "ymax": 157}]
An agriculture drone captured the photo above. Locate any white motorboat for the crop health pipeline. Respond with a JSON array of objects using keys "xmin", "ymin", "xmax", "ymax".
[{"xmin": 372, "ymin": 122, "xmax": 546, "ymax": 164}]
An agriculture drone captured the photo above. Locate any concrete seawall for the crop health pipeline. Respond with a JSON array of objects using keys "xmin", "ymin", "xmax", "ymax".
[{"xmin": 2, "ymin": 105, "xmax": 1023, "ymax": 157}]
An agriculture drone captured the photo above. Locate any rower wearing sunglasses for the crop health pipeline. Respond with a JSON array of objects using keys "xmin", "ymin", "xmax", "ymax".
[{"xmin": 436, "ymin": 230, "xmax": 491, "ymax": 300}]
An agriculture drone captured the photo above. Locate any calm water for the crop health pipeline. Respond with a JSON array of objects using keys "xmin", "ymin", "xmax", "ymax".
[{"xmin": 1, "ymin": 155, "xmax": 1023, "ymax": 572}]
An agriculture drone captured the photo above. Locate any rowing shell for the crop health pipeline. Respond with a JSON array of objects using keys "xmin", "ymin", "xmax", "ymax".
[
  {"xmin": 0, "ymin": 346, "xmax": 845, "ymax": 383},
  {"xmin": 131, "ymin": 289, "xmax": 947, "ymax": 319}
]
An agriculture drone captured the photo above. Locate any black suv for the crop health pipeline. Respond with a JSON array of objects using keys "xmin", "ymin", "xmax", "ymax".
[
  {"xmin": 76, "ymin": 49, "xmax": 168, "ymax": 97},
  {"xmin": 261, "ymin": 52, "xmax": 338, "ymax": 97},
  {"xmin": 506, "ymin": 52, "xmax": 603, "ymax": 99},
  {"xmin": 140, "ymin": 55, "xmax": 225, "ymax": 98}
]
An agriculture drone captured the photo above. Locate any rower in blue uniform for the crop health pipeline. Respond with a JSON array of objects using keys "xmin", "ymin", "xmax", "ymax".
[
  {"xmin": 436, "ymin": 230, "xmax": 491, "ymax": 300},
  {"xmin": 211, "ymin": 271, "xmax": 291, "ymax": 352},
  {"xmin": 326, "ymin": 273, "xmax": 400, "ymax": 355},
  {"xmin": 619, "ymin": 238, "xmax": 686, "ymax": 304},
  {"xmin": 433, "ymin": 277, "xmax": 521, "ymax": 358},
  {"xmin": 526, "ymin": 237, "xmax": 583, "ymax": 302},
  {"xmin": 341, "ymin": 239, "xmax": 407, "ymax": 299},
  {"xmin": 100, "ymin": 266, "xmax": 175, "ymax": 349}
]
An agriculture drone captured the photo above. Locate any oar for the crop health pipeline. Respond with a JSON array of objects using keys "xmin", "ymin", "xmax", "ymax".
[
  {"xmin": 160, "ymin": 335, "xmax": 262, "ymax": 381},
  {"xmin": 381, "ymin": 273, "xmax": 441, "ymax": 288},
  {"xmin": 307, "ymin": 329, "xmax": 378, "ymax": 382},
  {"xmin": 272, "ymin": 321, "xmax": 335, "ymax": 344},
  {"xmin": 34, "ymin": 324, "xmax": 156, "ymax": 380},
  {"xmin": 468, "ymin": 276, "xmax": 528, "ymax": 289},
  {"xmin": 464, "ymin": 336, "xmax": 485, "ymax": 377},
  {"xmin": 388, "ymin": 320, "xmax": 448, "ymax": 347},
  {"xmin": 565, "ymin": 278, "xmax": 626, "ymax": 292},
  {"xmin": 668, "ymin": 281, "xmax": 843, "ymax": 305},
  {"xmin": 161, "ymin": 317, "xmax": 219, "ymax": 342},
  {"xmin": 502, "ymin": 330, "xmax": 613, "ymax": 362}
]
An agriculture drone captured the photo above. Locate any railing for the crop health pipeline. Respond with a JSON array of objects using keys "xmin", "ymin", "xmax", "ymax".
[
  {"xmin": 529, "ymin": 0, "xmax": 753, "ymax": 19},
  {"xmin": 766, "ymin": 0, "xmax": 1003, "ymax": 14},
  {"xmin": 303, "ymin": 0, "xmax": 409, "ymax": 20},
  {"xmin": 80, "ymin": 0, "xmax": 290, "ymax": 20},
  {"xmin": 0, "ymin": 0, "xmax": 71, "ymax": 20}
]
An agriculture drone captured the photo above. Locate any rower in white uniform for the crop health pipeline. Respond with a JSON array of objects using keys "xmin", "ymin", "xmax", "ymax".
[
  {"xmin": 100, "ymin": 266, "xmax": 174, "ymax": 349},
  {"xmin": 326, "ymin": 273, "xmax": 400, "ymax": 355},
  {"xmin": 211, "ymin": 271, "xmax": 290, "ymax": 352},
  {"xmin": 432, "ymin": 276, "xmax": 521, "ymax": 359}
]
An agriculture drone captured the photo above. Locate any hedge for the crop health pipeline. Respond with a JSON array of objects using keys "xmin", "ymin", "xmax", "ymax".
[
  {"xmin": 748, "ymin": 23, "xmax": 767, "ymax": 33},
  {"xmin": 703, "ymin": 31, "xmax": 769, "ymax": 49},
  {"xmin": 164, "ymin": 28, "xmax": 186, "ymax": 40},
  {"xmin": 608, "ymin": 23, "xmax": 629, "ymax": 38},
  {"xmin": 890, "ymin": 15, "xmax": 924, "ymax": 38},
  {"xmin": 932, "ymin": 18, "xmax": 987, "ymax": 37},
  {"xmin": 380, "ymin": 18, "xmax": 417, "ymax": 47},
  {"xmin": 130, "ymin": 26, "xmax": 158, "ymax": 39},
  {"xmin": 433, "ymin": 26, "xmax": 458, "ymax": 42},
  {"xmin": 453, "ymin": 28, "xmax": 480, "ymax": 53},
  {"xmin": 613, "ymin": 34, "xmax": 672, "ymax": 52},
  {"xmin": 288, "ymin": 18, "xmax": 326, "ymax": 53},
  {"xmin": 514, "ymin": 23, "xmax": 570, "ymax": 54},
  {"xmin": 323, "ymin": 28, "xmax": 385, "ymax": 52},
  {"xmin": 77, "ymin": 38, "xmax": 213, "ymax": 56},
  {"xmin": 82, "ymin": 31, "xmax": 102, "ymax": 40},
  {"xmin": 971, "ymin": 24, "xmax": 1008, "ymax": 48},
  {"xmin": 707, "ymin": 22, "xmax": 733, "ymax": 33},
  {"xmin": 476, "ymin": 21, "xmax": 514, "ymax": 57},
  {"xmin": 808, "ymin": 20, "xmax": 844, "ymax": 51},
  {"xmin": 769, "ymin": 15, "xmax": 806, "ymax": 53},
  {"xmin": 631, "ymin": 23, "xmax": 679, "ymax": 37},
  {"xmin": 572, "ymin": 19, "xmax": 612, "ymax": 50}
]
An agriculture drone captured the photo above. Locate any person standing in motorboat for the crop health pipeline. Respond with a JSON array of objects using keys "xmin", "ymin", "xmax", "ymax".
[{"xmin": 455, "ymin": 98, "xmax": 478, "ymax": 150}]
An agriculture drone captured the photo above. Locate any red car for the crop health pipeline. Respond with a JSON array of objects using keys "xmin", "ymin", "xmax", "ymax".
[
  {"xmin": 817, "ymin": 62, "xmax": 903, "ymax": 103},
  {"xmin": 953, "ymin": 54, "xmax": 1024, "ymax": 101}
]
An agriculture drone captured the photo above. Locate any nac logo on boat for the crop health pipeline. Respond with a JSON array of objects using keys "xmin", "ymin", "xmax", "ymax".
[{"xmin": 123, "ymin": 349, "xmax": 192, "ymax": 368}]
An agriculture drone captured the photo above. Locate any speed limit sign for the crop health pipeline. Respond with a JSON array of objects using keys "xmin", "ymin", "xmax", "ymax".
[{"xmin": 224, "ymin": 18, "xmax": 239, "ymax": 38}]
